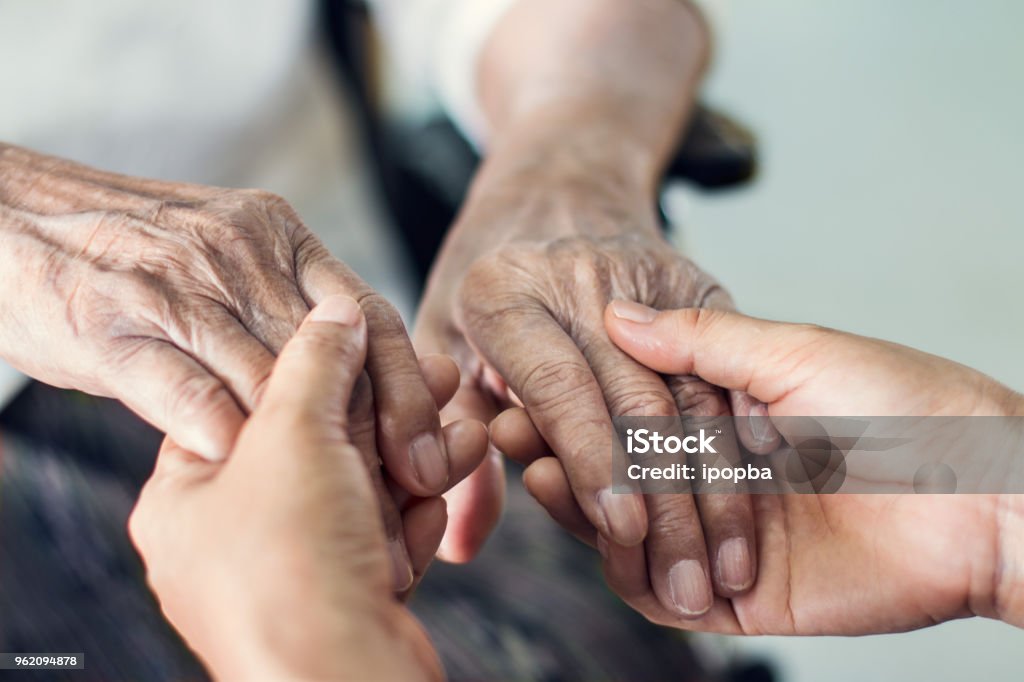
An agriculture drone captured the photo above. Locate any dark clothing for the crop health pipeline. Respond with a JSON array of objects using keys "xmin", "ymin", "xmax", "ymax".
[{"xmin": 0, "ymin": 383, "xmax": 712, "ymax": 681}]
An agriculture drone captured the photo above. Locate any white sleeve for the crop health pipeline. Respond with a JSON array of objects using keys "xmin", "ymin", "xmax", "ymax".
[{"xmin": 368, "ymin": 0, "xmax": 517, "ymax": 146}]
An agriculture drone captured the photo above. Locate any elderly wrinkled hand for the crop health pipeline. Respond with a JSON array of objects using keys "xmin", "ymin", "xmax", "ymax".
[
  {"xmin": 416, "ymin": 170, "xmax": 776, "ymax": 618},
  {"xmin": 0, "ymin": 144, "xmax": 455, "ymax": 502}
]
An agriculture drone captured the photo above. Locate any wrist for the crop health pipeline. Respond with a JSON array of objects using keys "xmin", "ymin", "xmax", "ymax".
[
  {"xmin": 992, "ymin": 495, "xmax": 1024, "ymax": 627},
  {"xmin": 477, "ymin": 0, "xmax": 709, "ymax": 178},
  {"xmin": 210, "ymin": 598, "xmax": 407, "ymax": 681},
  {"xmin": 455, "ymin": 109, "xmax": 666, "ymax": 246},
  {"xmin": 482, "ymin": 102, "xmax": 666, "ymax": 200}
]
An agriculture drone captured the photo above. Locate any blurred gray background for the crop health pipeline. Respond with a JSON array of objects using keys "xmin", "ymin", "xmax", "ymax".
[{"xmin": 668, "ymin": 0, "xmax": 1024, "ymax": 679}]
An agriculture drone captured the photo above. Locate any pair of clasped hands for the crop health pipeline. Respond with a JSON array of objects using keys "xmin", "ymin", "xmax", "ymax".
[
  {"xmin": 4, "ymin": 148, "xmax": 1020, "ymax": 680},
  {"xmin": 131, "ymin": 295, "xmax": 1024, "ymax": 680}
]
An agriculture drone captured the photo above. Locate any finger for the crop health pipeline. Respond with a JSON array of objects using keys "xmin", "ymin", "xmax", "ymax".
[
  {"xmin": 297, "ymin": 244, "xmax": 451, "ymax": 497},
  {"xmin": 349, "ymin": 372, "xmax": 414, "ymax": 593},
  {"xmin": 601, "ymin": 536, "xmax": 741, "ymax": 634},
  {"xmin": 439, "ymin": 419, "xmax": 490, "ymax": 490},
  {"xmin": 491, "ymin": 407, "xmax": 552, "ymax": 466},
  {"xmin": 248, "ymin": 295, "xmax": 413, "ymax": 595},
  {"xmin": 232, "ymin": 277, "xmax": 312, "ymax": 356},
  {"xmin": 729, "ymin": 390, "xmax": 782, "ymax": 454},
  {"xmin": 419, "ymin": 354, "xmax": 461, "ymax": 411},
  {"xmin": 523, "ymin": 457, "xmax": 597, "ymax": 548},
  {"xmin": 438, "ymin": 448, "xmax": 505, "ymax": 564},
  {"xmin": 604, "ymin": 301, "xmax": 814, "ymax": 403},
  {"xmin": 664, "ymin": 375, "xmax": 758, "ymax": 597},
  {"xmin": 696, "ymin": 492, "xmax": 756, "ymax": 597},
  {"xmin": 257, "ymin": 295, "xmax": 366, "ymax": 437},
  {"xmin": 111, "ymin": 338, "xmax": 246, "ymax": 461},
  {"xmin": 148, "ymin": 435, "xmax": 219, "ymax": 482},
  {"xmin": 462, "ymin": 302, "xmax": 646, "ymax": 547},
  {"xmin": 574, "ymin": 320, "xmax": 741, "ymax": 610},
  {"xmin": 402, "ymin": 497, "xmax": 448, "ymax": 589},
  {"xmin": 643, "ymin": 493, "xmax": 714, "ymax": 618},
  {"xmin": 436, "ymin": 380, "xmax": 506, "ymax": 563},
  {"xmin": 389, "ymin": 419, "xmax": 490, "ymax": 511},
  {"xmin": 601, "ymin": 537, "xmax": 660, "ymax": 616}
]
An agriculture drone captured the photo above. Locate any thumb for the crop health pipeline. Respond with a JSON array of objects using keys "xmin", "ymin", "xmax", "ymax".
[
  {"xmin": 604, "ymin": 301, "xmax": 825, "ymax": 405},
  {"xmin": 256, "ymin": 295, "xmax": 367, "ymax": 434}
]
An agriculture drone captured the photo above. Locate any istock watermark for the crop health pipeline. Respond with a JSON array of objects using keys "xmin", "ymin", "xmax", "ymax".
[{"xmin": 610, "ymin": 416, "xmax": 1024, "ymax": 494}]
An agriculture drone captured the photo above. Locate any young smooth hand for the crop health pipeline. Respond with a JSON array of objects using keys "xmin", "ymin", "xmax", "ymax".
[
  {"xmin": 520, "ymin": 301, "xmax": 1024, "ymax": 634},
  {"xmin": 130, "ymin": 296, "xmax": 486, "ymax": 680}
]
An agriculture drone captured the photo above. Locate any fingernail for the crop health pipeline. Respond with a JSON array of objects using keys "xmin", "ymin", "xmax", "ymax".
[
  {"xmin": 310, "ymin": 295, "xmax": 362, "ymax": 326},
  {"xmin": 749, "ymin": 403, "xmax": 773, "ymax": 445},
  {"xmin": 610, "ymin": 300, "xmax": 658, "ymax": 324},
  {"xmin": 409, "ymin": 433, "xmax": 449, "ymax": 491},
  {"xmin": 388, "ymin": 539, "xmax": 414, "ymax": 592},
  {"xmin": 596, "ymin": 534, "xmax": 610, "ymax": 559},
  {"xmin": 716, "ymin": 537, "xmax": 754, "ymax": 592},
  {"xmin": 597, "ymin": 489, "xmax": 647, "ymax": 546},
  {"xmin": 668, "ymin": 560, "xmax": 713, "ymax": 616}
]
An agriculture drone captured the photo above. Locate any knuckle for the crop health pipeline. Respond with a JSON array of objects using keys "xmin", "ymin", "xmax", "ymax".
[
  {"xmin": 458, "ymin": 254, "xmax": 529, "ymax": 309},
  {"xmin": 697, "ymin": 282, "xmax": 735, "ymax": 311},
  {"xmin": 376, "ymin": 411, "xmax": 404, "ymax": 444},
  {"xmin": 239, "ymin": 187, "xmax": 288, "ymax": 210},
  {"xmin": 249, "ymin": 368, "xmax": 274, "ymax": 407},
  {"xmin": 375, "ymin": 389, "xmax": 435, "ymax": 441},
  {"xmin": 692, "ymin": 307, "xmax": 728, "ymax": 335},
  {"xmin": 291, "ymin": 228, "xmax": 329, "ymax": 269},
  {"xmin": 168, "ymin": 373, "xmax": 228, "ymax": 423},
  {"xmin": 356, "ymin": 292, "xmax": 406, "ymax": 335},
  {"xmin": 458, "ymin": 256, "xmax": 504, "ymax": 306},
  {"xmin": 698, "ymin": 498, "xmax": 751, "ymax": 536},
  {"xmin": 604, "ymin": 375, "xmax": 677, "ymax": 417},
  {"xmin": 519, "ymin": 358, "xmax": 594, "ymax": 414},
  {"xmin": 647, "ymin": 500, "xmax": 705, "ymax": 547},
  {"xmin": 668, "ymin": 376, "xmax": 727, "ymax": 417}
]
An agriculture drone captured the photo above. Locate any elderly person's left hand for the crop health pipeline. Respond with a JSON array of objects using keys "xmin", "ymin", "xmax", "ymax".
[{"xmin": 130, "ymin": 296, "xmax": 485, "ymax": 680}]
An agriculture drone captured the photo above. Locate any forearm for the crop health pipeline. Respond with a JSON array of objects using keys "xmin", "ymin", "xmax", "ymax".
[
  {"xmin": 0, "ymin": 142, "xmax": 203, "ymax": 214},
  {"xmin": 474, "ymin": 0, "xmax": 710, "ymax": 201}
]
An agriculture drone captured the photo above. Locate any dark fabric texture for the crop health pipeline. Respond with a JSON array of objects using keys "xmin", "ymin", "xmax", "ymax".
[{"xmin": 0, "ymin": 383, "xmax": 714, "ymax": 681}]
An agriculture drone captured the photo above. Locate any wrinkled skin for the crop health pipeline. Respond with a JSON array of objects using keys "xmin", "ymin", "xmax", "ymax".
[
  {"xmin": 0, "ymin": 145, "xmax": 452, "ymax": 504},
  {"xmin": 540, "ymin": 304, "xmax": 1024, "ymax": 635},
  {"xmin": 417, "ymin": 178, "xmax": 777, "ymax": 617},
  {"xmin": 130, "ymin": 297, "xmax": 483, "ymax": 680}
]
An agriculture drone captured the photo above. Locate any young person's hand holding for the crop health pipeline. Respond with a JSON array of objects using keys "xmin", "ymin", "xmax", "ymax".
[
  {"xmin": 522, "ymin": 301, "xmax": 1024, "ymax": 634},
  {"xmin": 130, "ymin": 296, "xmax": 487, "ymax": 680}
]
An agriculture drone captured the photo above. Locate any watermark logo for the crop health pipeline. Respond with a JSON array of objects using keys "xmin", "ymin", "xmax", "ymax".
[
  {"xmin": 611, "ymin": 416, "xmax": 1024, "ymax": 494},
  {"xmin": 625, "ymin": 428, "xmax": 718, "ymax": 455}
]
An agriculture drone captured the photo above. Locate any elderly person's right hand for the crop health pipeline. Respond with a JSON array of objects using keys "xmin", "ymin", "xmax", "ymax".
[{"xmin": 0, "ymin": 143, "xmax": 455, "ymax": 497}]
